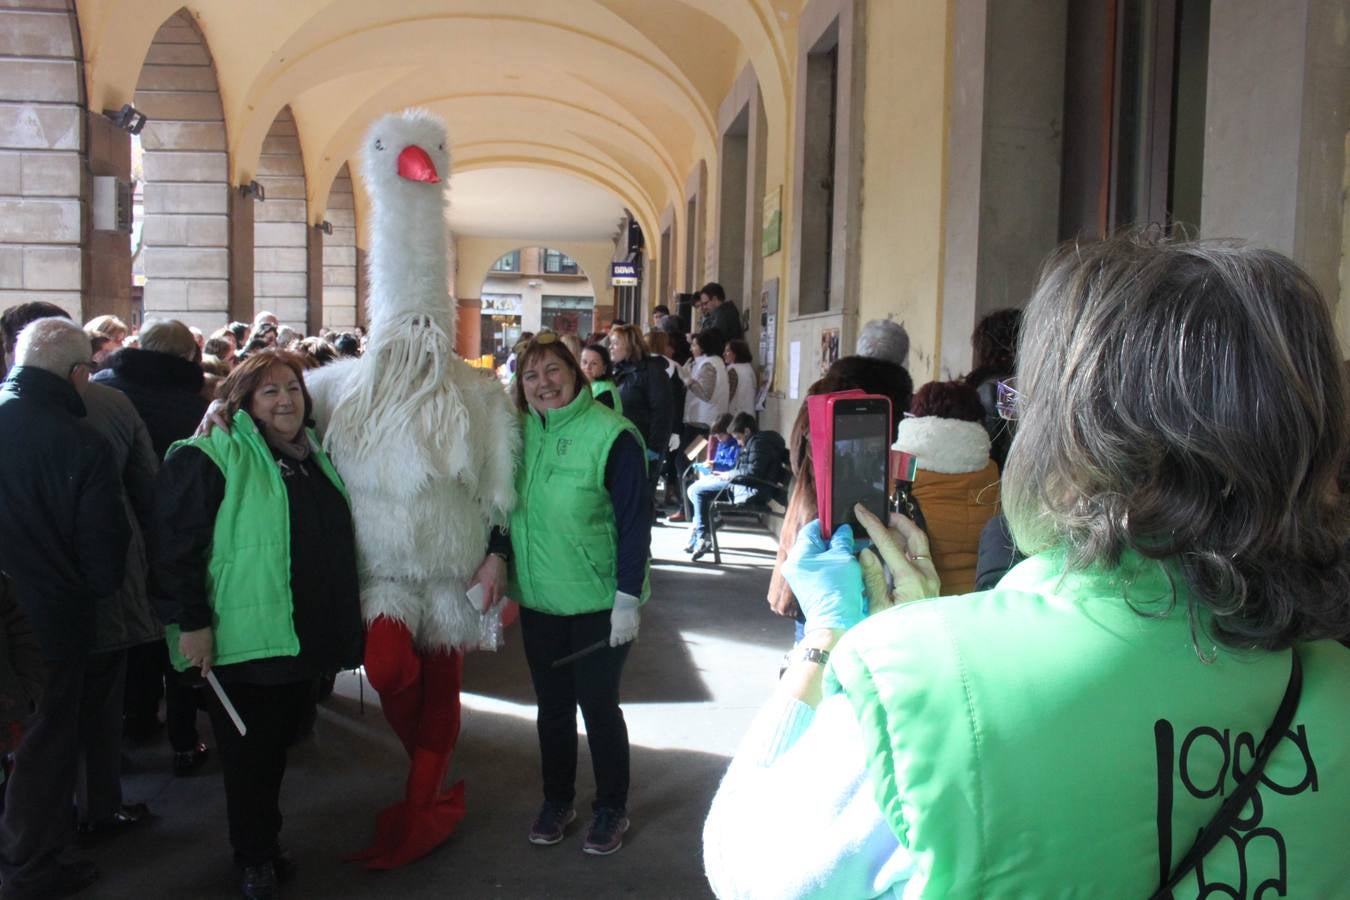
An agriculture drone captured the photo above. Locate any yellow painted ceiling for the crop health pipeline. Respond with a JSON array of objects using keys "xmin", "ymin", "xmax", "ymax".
[{"xmin": 77, "ymin": 0, "xmax": 803, "ymax": 248}]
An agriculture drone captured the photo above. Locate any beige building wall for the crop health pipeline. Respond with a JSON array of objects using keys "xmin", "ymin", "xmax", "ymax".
[
  {"xmin": 253, "ymin": 106, "xmax": 310, "ymax": 331},
  {"xmin": 0, "ymin": 2, "xmax": 86, "ymax": 319},
  {"xmin": 455, "ymin": 237, "xmax": 615, "ymax": 320},
  {"xmin": 855, "ymin": 0, "xmax": 950, "ymax": 383}
]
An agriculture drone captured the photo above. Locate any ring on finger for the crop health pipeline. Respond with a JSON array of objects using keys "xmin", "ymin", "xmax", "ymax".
[{"xmin": 907, "ymin": 554, "xmax": 930, "ymax": 562}]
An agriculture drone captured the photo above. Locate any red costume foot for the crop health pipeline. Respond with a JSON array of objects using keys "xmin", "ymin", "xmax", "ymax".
[{"xmin": 352, "ymin": 616, "xmax": 466, "ymax": 869}]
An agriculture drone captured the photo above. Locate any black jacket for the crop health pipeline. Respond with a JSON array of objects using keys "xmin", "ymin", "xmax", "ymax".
[
  {"xmin": 699, "ymin": 301, "xmax": 745, "ymax": 342},
  {"xmin": 0, "ymin": 368, "xmax": 129, "ymax": 662},
  {"xmin": 614, "ymin": 356, "xmax": 674, "ymax": 458},
  {"xmin": 92, "ymin": 348, "xmax": 208, "ymax": 459},
  {"xmin": 731, "ymin": 430, "xmax": 788, "ymax": 504},
  {"xmin": 154, "ymin": 442, "xmax": 364, "ymax": 683}
]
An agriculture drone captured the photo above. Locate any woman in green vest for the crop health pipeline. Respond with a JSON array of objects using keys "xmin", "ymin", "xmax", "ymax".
[
  {"xmin": 508, "ymin": 333, "xmax": 651, "ymax": 857},
  {"xmin": 155, "ymin": 350, "xmax": 364, "ymax": 900},
  {"xmin": 704, "ymin": 236, "xmax": 1350, "ymax": 898},
  {"xmin": 579, "ymin": 341, "xmax": 623, "ymax": 413}
]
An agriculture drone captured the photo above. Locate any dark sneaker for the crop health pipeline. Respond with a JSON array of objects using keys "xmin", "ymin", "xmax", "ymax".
[
  {"xmin": 240, "ymin": 862, "xmax": 277, "ymax": 900},
  {"xmin": 582, "ymin": 807, "xmax": 630, "ymax": 856},
  {"xmin": 528, "ymin": 801, "xmax": 575, "ymax": 846},
  {"xmin": 690, "ymin": 540, "xmax": 713, "ymax": 561},
  {"xmin": 77, "ymin": 802, "xmax": 150, "ymax": 838}
]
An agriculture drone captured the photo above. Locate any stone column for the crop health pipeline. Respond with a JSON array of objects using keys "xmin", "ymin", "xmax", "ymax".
[
  {"xmin": 135, "ymin": 10, "xmax": 231, "ymax": 332},
  {"xmin": 322, "ymin": 164, "xmax": 358, "ymax": 330},
  {"xmin": 253, "ymin": 107, "xmax": 309, "ymax": 330},
  {"xmin": 0, "ymin": 1, "xmax": 85, "ymax": 318},
  {"xmin": 1202, "ymin": 0, "xmax": 1348, "ymax": 304}
]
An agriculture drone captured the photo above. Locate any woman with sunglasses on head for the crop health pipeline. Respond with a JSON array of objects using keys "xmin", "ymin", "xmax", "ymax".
[
  {"xmin": 508, "ymin": 333, "xmax": 652, "ymax": 857},
  {"xmin": 705, "ymin": 236, "xmax": 1350, "ymax": 898}
]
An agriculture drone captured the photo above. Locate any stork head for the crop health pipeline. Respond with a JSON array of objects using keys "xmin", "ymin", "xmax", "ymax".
[{"xmin": 361, "ymin": 109, "xmax": 451, "ymax": 198}]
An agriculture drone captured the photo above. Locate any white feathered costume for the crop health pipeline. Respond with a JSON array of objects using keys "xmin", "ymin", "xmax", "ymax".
[
  {"xmin": 303, "ymin": 109, "xmax": 519, "ymax": 870},
  {"xmin": 306, "ymin": 112, "xmax": 517, "ymax": 651}
]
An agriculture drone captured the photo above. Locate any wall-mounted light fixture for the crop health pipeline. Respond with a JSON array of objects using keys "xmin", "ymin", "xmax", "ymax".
[
  {"xmin": 103, "ymin": 104, "xmax": 148, "ymax": 135},
  {"xmin": 314, "ymin": 220, "xmax": 333, "ymax": 235},
  {"xmin": 239, "ymin": 180, "xmax": 266, "ymax": 201}
]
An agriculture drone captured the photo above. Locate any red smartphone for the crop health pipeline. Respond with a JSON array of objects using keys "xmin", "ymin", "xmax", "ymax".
[{"xmin": 808, "ymin": 392, "xmax": 893, "ymax": 539}]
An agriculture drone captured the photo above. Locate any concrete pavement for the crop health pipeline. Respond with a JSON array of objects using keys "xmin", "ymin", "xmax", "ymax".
[{"xmin": 82, "ymin": 515, "xmax": 793, "ymax": 899}]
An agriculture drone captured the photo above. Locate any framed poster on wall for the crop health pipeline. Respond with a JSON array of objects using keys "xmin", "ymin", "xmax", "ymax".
[{"xmin": 762, "ymin": 185, "xmax": 782, "ymax": 257}]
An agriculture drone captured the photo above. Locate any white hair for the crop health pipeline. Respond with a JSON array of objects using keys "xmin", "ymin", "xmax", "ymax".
[
  {"xmin": 856, "ymin": 319, "xmax": 910, "ymax": 368},
  {"xmin": 15, "ymin": 318, "xmax": 90, "ymax": 376}
]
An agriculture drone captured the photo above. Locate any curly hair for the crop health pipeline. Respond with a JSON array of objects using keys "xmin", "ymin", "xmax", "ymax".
[
  {"xmin": 1003, "ymin": 234, "xmax": 1350, "ymax": 652},
  {"xmin": 910, "ymin": 380, "xmax": 984, "ymax": 422}
]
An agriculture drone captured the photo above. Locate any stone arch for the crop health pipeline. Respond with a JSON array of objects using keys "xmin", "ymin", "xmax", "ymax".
[
  {"xmin": 133, "ymin": 9, "xmax": 231, "ymax": 332},
  {"xmin": 252, "ymin": 106, "xmax": 312, "ymax": 331},
  {"xmin": 321, "ymin": 163, "xmax": 359, "ymax": 331}
]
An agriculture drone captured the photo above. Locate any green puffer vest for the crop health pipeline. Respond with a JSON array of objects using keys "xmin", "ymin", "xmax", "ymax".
[
  {"xmin": 590, "ymin": 378, "xmax": 623, "ymax": 415},
  {"xmin": 164, "ymin": 411, "xmax": 350, "ymax": 671},
  {"xmin": 509, "ymin": 387, "xmax": 649, "ymax": 615},
  {"xmin": 826, "ymin": 549, "xmax": 1350, "ymax": 898}
]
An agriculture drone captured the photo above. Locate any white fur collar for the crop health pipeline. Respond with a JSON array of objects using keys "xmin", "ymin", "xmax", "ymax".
[{"xmin": 892, "ymin": 416, "xmax": 991, "ymax": 474}]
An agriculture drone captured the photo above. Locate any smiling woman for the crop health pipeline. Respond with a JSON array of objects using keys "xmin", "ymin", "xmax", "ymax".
[
  {"xmin": 505, "ymin": 334, "xmax": 653, "ymax": 855},
  {"xmin": 152, "ymin": 349, "xmax": 364, "ymax": 897}
]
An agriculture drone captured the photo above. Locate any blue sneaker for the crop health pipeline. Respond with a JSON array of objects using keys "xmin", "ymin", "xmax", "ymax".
[
  {"xmin": 528, "ymin": 801, "xmax": 575, "ymax": 846},
  {"xmin": 582, "ymin": 807, "xmax": 630, "ymax": 856}
]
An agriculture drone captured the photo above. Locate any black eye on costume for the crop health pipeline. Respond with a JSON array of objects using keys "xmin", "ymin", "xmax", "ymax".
[{"xmin": 374, "ymin": 139, "xmax": 385, "ymax": 151}]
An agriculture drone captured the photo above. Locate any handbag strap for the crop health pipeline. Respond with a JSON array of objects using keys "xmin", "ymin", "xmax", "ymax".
[{"xmin": 1148, "ymin": 647, "xmax": 1303, "ymax": 900}]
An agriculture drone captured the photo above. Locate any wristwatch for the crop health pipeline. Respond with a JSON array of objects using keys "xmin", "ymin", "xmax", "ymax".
[{"xmin": 792, "ymin": 646, "xmax": 830, "ymax": 667}]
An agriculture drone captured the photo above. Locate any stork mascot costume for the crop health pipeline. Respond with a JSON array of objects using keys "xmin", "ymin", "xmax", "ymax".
[{"xmin": 303, "ymin": 110, "xmax": 519, "ymax": 870}]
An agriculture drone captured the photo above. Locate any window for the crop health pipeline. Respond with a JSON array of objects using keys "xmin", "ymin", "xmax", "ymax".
[
  {"xmin": 491, "ymin": 250, "xmax": 520, "ymax": 272},
  {"xmin": 541, "ymin": 295, "xmax": 594, "ymax": 336},
  {"xmin": 543, "ymin": 250, "xmax": 579, "ymax": 275}
]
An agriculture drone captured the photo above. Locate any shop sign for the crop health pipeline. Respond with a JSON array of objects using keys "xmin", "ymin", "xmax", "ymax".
[{"xmin": 611, "ymin": 261, "xmax": 639, "ymax": 287}]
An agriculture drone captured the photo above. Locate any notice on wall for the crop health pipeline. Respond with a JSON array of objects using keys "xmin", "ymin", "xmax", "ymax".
[
  {"xmin": 819, "ymin": 327, "xmax": 840, "ymax": 375},
  {"xmin": 789, "ymin": 340, "xmax": 801, "ymax": 399}
]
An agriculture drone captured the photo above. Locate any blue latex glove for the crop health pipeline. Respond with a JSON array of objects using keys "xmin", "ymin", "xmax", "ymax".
[{"xmin": 781, "ymin": 520, "xmax": 867, "ymax": 633}]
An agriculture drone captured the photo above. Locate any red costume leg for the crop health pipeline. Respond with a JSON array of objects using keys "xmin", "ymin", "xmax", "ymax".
[
  {"xmin": 362, "ymin": 616, "xmax": 423, "ymax": 757},
  {"xmin": 347, "ymin": 616, "xmax": 424, "ymax": 863},
  {"xmin": 364, "ymin": 650, "xmax": 465, "ymax": 871}
]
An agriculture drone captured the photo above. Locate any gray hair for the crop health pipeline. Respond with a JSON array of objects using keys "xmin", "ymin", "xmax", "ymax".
[
  {"xmin": 856, "ymin": 319, "xmax": 909, "ymax": 368},
  {"xmin": 1003, "ymin": 234, "xmax": 1349, "ymax": 652},
  {"xmin": 15, "ymin": 317, "xmax": 91, "ymax": 376}
]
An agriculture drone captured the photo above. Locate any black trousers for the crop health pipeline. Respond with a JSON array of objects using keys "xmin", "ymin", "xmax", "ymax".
[
  {"xmin": 0, "ymin": 659, "xmax": 84, "ymax": 890},
  {"xmin": 77, "ymin": 649, "xmax": 126, "ymax": 824},
  {"xmin": 124, "ymin": 640, "xmax": 200, "ymax": 751},
  {"xmin": 520, "ymin": 607, "xmax": 631, "ymax": 812},
  {"xmin": 204, "ymin": 678, "xmax": 311, "ymax": 867}
]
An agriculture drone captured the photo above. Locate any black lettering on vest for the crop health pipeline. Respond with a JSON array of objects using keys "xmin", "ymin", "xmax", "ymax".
[{"xmin": 1155, "ymin": 720, "xmax": 1317, "ymax": 898}]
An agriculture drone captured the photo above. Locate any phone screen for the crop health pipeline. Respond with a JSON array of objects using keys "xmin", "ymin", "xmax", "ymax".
[{"xmin": 830, "ymin": 402, "xmax": 891, "ymax": 533}]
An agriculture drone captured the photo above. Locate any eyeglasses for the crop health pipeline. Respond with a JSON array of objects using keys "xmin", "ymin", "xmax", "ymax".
[
  {"xmin": 513, "ymin": 332, "xmax": 559, "ymax": 355},
  {"xmin": 995, "ymin": 378, "xmax": 1022, "ymax": 421}
]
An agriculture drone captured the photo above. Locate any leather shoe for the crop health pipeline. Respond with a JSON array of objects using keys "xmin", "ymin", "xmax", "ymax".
[
  {"xmin": 666, "ymin": 510, "xmax": 687, "ymax": 523},
  {"xmin": 240, "ymin": 862, "xmax": 277, "ymax": 900},
  {"xmin": 78, "ymin": 803, "xmax": 149, "ymax": 837},
  {"xmin": 173, "ymin": 743, "xmax": 210, "ymax": 776}
]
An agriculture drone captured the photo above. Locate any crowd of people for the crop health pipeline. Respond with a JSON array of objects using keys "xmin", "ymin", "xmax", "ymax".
[{"xmin": 1, "ymin": 232, "xmax": 1348, "ymax": 899}]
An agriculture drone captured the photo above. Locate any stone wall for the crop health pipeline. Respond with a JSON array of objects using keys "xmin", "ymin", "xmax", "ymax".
[
  {"xmin": 134, "ymin": 9, "xmax": 230, "ymax": 333},
  {"xmin": 0, "ymin": 1, "xmax": 85, "ymax": 319},
  {"xmin": 253, "ymin": 106, "xmax": 309, "ymax": 329},
  {"xmin": 322, "ymin": 163, "xmax": 358, "ymax": 330}
]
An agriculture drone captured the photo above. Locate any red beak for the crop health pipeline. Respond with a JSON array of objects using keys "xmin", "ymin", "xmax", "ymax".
[{"xmin": 397, "ymin": 145, "xmax": 439, "ymax": 183}]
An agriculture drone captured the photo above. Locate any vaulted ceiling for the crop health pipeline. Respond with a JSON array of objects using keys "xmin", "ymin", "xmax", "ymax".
[{"xmin": 77, "ymin": 0, "xmax": 803, "ymax": 246}]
